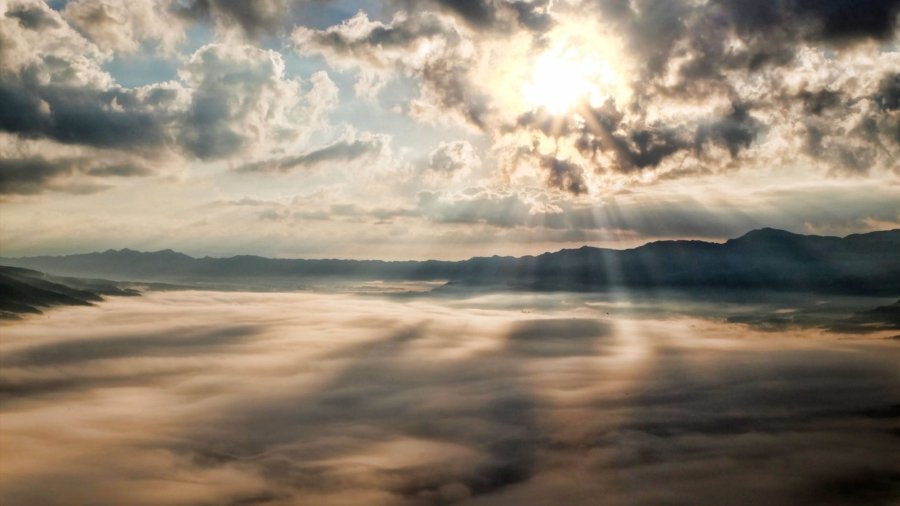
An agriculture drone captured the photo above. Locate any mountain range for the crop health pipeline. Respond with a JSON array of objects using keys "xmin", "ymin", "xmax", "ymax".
[{"xmin": 1, "ymin": 228, "xmax": 898, "ymax": 295}]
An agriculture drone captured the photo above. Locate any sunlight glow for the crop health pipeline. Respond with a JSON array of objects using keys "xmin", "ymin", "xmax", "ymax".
[{"xmin": 523, "ymin": 44, "xmax": 621, "ymax": 115}]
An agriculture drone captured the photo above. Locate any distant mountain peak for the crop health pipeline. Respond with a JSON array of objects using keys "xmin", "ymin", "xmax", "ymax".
[
  {"xmin": 737, "ymin": 227, "xmax": 800, "ymax": 238},
  {"xmin": 726, "ymin": 228, "xmax": 812, "ymax": 245},
  {"xmin": 99, "ymin": 248, "xmax": 192, "ymax": 259}
]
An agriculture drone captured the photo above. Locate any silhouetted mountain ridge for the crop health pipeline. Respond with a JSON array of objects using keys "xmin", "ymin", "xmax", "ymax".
[
  {"xmin": 0, "ymin": 266, "xmax": 140, "ymax": 319},
  {"xmin": 2, "ymin": 228, "xmax": 898, "ymax": 295}
]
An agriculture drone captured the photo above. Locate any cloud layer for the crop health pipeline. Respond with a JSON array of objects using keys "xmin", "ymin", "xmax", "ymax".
[{"xmin": 1, "ymin": 291, "xmax": 898, "ymax": 505}]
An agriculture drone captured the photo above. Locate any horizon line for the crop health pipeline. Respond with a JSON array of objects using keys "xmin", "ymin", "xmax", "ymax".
[{"xmin": 3, "ymin": 227, "xmax": 898, "ymax": 264}]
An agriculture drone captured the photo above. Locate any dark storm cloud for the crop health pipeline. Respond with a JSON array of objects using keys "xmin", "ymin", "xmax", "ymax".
[
  {"xmin": 1, "ymin": 292, "xmax": 899, "ymax": 505},
  {"xmin": 235, "ymin": 137, "xmax": 385, "ymax": 173}
]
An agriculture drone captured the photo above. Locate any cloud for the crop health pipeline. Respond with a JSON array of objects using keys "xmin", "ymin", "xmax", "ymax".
[
  {"xmin": 417, "ymin": 190, "xmax": 534, "ymax": 227},
  {"xmin": 62, "ymin": 0, "xmax": 186, "ymax": 55},
  {"xmin": 0, "ymin": 3, "xmax": 340, "ymax": 166},
  {"xmin": 0, "ymin": 156, "xmax": 152, "ymax": 195},
  {"xmin": 390, "ymin": 0, "xmax": 553, "ymax": 31},
  {"xmin": 293, "ymin": 10, "xmax": 454, "ymax": 66},
  {"xmin": 410, "ymin": 183, "xmax": 900, "ymax": 239},
  {"xmin": 0, "ymin": 1, "xmax": 166, "ymax": 152},
  {"xmin": 294, "ymin": 1, "xmax": 898, "ymax": 192},
  {"xmin": 178, "ymin": 43, "xmax": 332, "ymax": 160},
  {"xmin": 0, "ymin": 79, "xmax": 179, "ymax": 151},
  {"xmin": 541, "ymin": 156, "xmax": 588, "ymax": 195},
  {"xmin": 874, "ymin": 73, "xmax": 900, "ymax": 112},
  {"xmin": 694, "ymin": 103, "xmax": 763, "ymax": 157},
  {"xmin": 427, "ymin": 140, "xmax": 481, "ymax": 174},
  {"xmin": 171, "ymin": 0, "xmax": 293, "ymax": 38},
  {"xmin": 294, "ymin": 10, "xmax": 492, "ymax": 127},
  {"xmin": 0, "ymin": 324, "xmax": 257, "ymax": 368},
  {"xmin": 236, "ymin": 134, "xmax": 388, "ymax": 173},
  {"xmin": 4, "ymin": 2, "xmax": 60, "ymax": 29},
  {"xmin": 1, "ymin": 291, "xmax": 898, "ymax": 505},
  {"xmin": 713, "ymin": 0, "xmax": 900, "ymax": 43},
  {"xmin": 0, "ymin": 157, "xmax": 80, "ymax": 195}
]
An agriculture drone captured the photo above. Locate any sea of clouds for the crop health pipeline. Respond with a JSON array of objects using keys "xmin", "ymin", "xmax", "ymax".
[{"xmin": 1, "ymin": 291, "xmax": 898, "ymax": 505}]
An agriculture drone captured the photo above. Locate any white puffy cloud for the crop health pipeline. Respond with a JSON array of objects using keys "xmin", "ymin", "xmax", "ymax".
[{"xmin": 178, "ymin": 42, "xmax": 332, "ymax": 160}]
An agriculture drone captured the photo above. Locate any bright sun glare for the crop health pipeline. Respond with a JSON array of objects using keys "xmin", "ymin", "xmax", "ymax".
[{"xmin": 523, "ymin": 43, "xmax": 622, "ymax": 116}]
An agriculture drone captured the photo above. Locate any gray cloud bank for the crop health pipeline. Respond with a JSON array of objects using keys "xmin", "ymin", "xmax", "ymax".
[{"xmin": 1, "ymin": 291, "xmax": 897, "ymax": 505}]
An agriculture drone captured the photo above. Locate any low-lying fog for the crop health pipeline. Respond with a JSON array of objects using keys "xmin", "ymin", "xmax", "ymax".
[{"xmin": 1, "ymin": 291, "xmax": 898, "ymax": 506}]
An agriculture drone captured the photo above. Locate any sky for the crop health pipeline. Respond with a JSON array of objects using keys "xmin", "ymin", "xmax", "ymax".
[{"xmin": 0, "ymin": 0, "xmax": 898, "ymax": 259}]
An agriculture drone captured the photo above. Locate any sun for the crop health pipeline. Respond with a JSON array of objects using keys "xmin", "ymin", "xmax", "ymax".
[
  {"xmin": 523, "ymin": 45, "xmax": 619, "ymax": 115},
  {"xmin": 520, "ymin": 17, "xmax": 631, "ymax": 116},
  {"xmin": 479, "ymin": 17, "xmax": 630, "ymax": 122}
]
